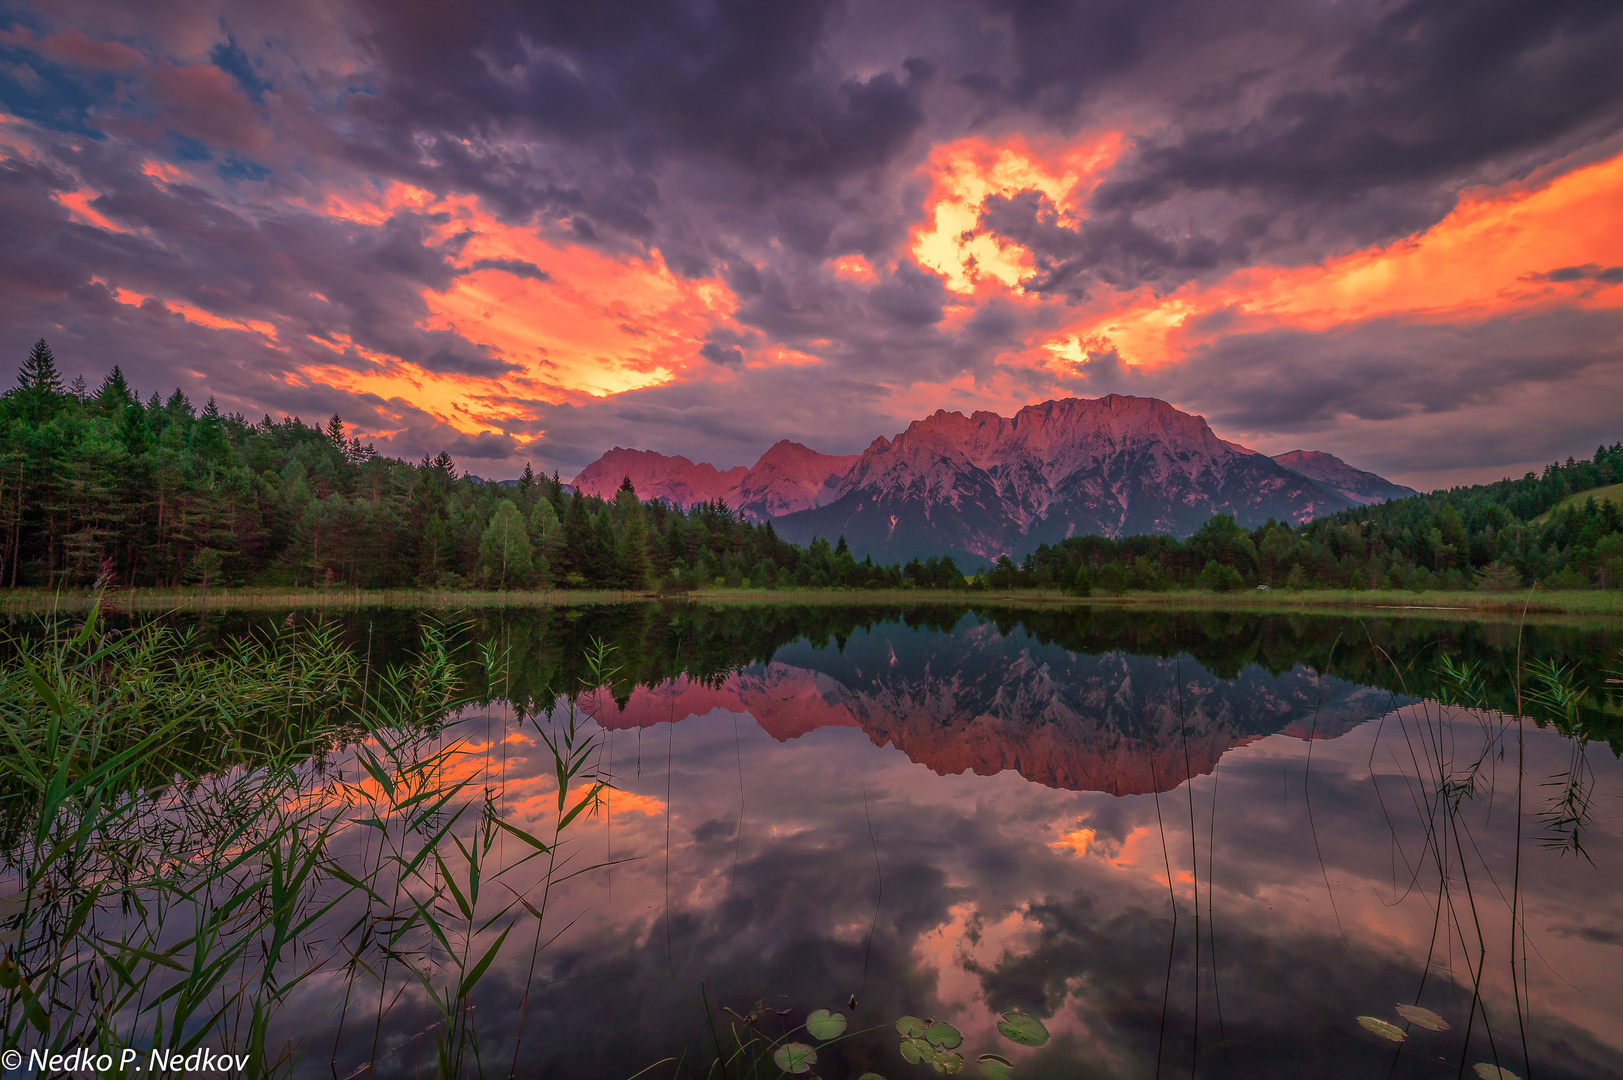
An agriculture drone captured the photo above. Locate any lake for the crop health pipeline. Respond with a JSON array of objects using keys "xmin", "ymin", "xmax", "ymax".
[{"xmin": 3, "ymin": 602, "xmax": 1620, "ymax": 1080}]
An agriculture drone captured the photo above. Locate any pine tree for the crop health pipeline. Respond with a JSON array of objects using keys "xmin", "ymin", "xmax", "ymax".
[
  {"xmin": 17, "ymin": 339, "xmax": 65, "ymax": 423},
  {"xmin": 616, "ymin": 484, "xmax": 649, "ymax": 588},
  {"xmin": 478, "ymin": 500, "xmax": 532, "ymax": 589},
  {"xmin": 326, "ymin": 414, "xmax": 345, "ymax": 443},
  {"xmin": 18, "ymin": 339, "xmax": 63, "ymax": 395},
  {"xmin": 95, "ymin": 366, "xmax": 133, "ymax": 413}
]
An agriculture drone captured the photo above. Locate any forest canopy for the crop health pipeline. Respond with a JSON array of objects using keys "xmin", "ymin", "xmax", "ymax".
[{"xmin": 2, "ymin": 340, "xmax": 1619, "ymax": 593}]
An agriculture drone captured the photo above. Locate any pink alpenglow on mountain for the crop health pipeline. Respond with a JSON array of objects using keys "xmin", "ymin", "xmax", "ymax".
[
  {"xmin": 570, "ymin": 441, "xmax": 858, "ymax": 521},
  {"xmin": 774, "ymin": 395, "xmax": 1359, "ymax": 562},
  {"xmin": 1270, "ymin": 450, "xmax": 1418, "ymax": 505},
  {"xmin": 571, "ymin": 448, "xmax": 747, "ymax": 507},
  {"xmin": 568, "ymin": 395, "xmax": 1415, "ymax": 564}
]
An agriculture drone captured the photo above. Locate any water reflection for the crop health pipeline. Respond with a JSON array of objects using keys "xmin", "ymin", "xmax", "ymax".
[
  {"xmin": 4, "ymin": 604, "xmax": 1620, "ymax": 1079},
  {"xmin": 602, "ymin": 615, "xmax": 1397, "ymax": 794}
]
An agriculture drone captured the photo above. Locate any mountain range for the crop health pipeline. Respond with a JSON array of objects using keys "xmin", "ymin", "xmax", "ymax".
[{"xmin": 570, "ymin": 395, "xmax": 1417, "ymax": 564}]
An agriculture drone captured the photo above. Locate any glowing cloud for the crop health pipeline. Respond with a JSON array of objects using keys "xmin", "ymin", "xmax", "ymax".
[
  {"xmin": 1046, "ymin": 149, "xmax": 1623, "ymax": 373},
  {"xmin": 911, "ymin": 133, "xmax": 1125, "ymax": 295}
]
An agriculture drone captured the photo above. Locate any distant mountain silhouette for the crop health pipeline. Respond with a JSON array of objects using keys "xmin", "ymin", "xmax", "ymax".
[{"xmin": 1271, "ymin": 449, "xmax": 1418, "ymax": 505}]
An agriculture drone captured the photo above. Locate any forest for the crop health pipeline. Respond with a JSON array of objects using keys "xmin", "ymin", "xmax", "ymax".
[
  {"xmin": 3, "ymin": 339, "xmax": 1619, "ymax": 594},
  {"xmin": 0, "ymin": 341, "xmax": 961, "ymax": 591},
  {"xmin": 1005, "ymin": 441, "xmax": 1623, "ymax": 594}
]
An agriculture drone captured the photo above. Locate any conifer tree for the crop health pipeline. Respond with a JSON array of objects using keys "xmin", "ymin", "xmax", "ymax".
[
  {"xmin": 615, "ymin": 483, "xmax": 649, "ymax": 588},
  {"xmin": 478, "ymin": 500, "xmax": 532, "ymax": 589},
  {"xmin": 18, "ymin": 339, "xmax": 63, "ymax": 395},
  {"xmin": 17, "ymin": 339, "xmax": 64, "ymax": 423}
]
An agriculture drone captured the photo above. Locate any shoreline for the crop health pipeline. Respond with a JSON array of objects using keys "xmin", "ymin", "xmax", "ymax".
[{"xmin": 3, "ymin": 585, "xmax": 1620, "ymax": 620}]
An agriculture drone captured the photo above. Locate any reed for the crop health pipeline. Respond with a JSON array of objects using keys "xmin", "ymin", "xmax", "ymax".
[{"xmin": 0, "ymin": 602, "xmax": 617, "ymax": 1077}]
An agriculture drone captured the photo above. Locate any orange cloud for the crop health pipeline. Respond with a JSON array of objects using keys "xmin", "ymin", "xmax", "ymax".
[
  {"xmin": 281, "ymin": 181, "xmax": 746, "ymax": 440},
  {"xmin": 57, "ymin": 189, "xmax": 132, "ymax": 233},
  {"xmin": 1042, "ymin": 148, "xmax": 1623, "ymax": 373},
  {"xmin": 106, "ymin": 282, "xmax": 281, "ymax": 340},
  {"xmin": 832, "ymin": 254, "xmax": 877, "ymax": 282},
  {"xmin": 912, "ymin": 132, "xmax": 1125, "ymax": 295}
]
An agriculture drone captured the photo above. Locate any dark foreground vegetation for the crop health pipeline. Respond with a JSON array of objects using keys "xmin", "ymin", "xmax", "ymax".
[
  {"xmin": 0, "ymin": 603, "xmax": 614, "ymax": 1074},
  {"xmin": 3, "ymin": 340, "xmax": 1621, "ymax": 596}
]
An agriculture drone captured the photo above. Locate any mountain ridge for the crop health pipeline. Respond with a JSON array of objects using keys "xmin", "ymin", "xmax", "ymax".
[{"xmin": 569, "ymin": 395, "xmax": 1413, "ymax": 563}]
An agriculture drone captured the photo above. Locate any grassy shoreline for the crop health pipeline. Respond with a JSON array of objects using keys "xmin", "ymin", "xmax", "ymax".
[{"xmin": 4, "ymin": 584, "xmax": 1621, "ymax": 619}]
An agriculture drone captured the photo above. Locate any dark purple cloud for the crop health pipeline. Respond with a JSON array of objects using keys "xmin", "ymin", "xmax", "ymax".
[{"xmin": 0, "ymin": 0, "xmax": 1620, "ymax": 489}]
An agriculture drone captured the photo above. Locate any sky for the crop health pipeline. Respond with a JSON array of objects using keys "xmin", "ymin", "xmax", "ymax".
[{"xmin": 2, "ymin": 0, "xmax": 1621, "ymax": 490}]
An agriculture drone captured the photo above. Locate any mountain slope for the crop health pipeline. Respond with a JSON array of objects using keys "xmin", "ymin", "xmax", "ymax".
[
  {"xmin": 773, "ymin": 396, "xmax": 1352, "ymax": 563},
  {"xmin": 570, "ymin": 440, "xmax": 856, "ymax": 521},
  {"xmin": 571, "ymin": 448, "xmax": 746, "ymax": 507},
  {"xmin": 1272, "ymin": 449, "xmax": 1418, "ymax": 505}
]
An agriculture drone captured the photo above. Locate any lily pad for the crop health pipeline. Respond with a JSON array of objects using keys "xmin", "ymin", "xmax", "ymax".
[
  {"xmin": 897, "ymin": 1016, "xmax": 928, "ymax": 1038},
  {"xmin": 1357, "ymin": 1016, "xmax": 1407, "ymax": 1042},
  {"xmin": 931, "ymin": 1051, "xmax": 964, "ymax": 1075},
  {"xmin": 925, "ymin": 1022, "xmax": 963, "ymax": 1049},
  {"xmin": 1473, "ymin": 1067, "xmax": 1519, "ymax": 1080},
  {"xmin": 978, "ymin": 1053, "xmax": 1015, "ymax": 1080},
  {"xmin": 996, "ymin": 1011, "xmax": 1050, "ymax": 1048},
  {"xmin": 900, "ymin": 1038, "xmax": 930, "ymax": 1064},
  {"xmin": 857, "ymin": 1074, "xmax": 887, "ymax": 1080},
  {"xmin": 806, "ymin": 1008, "xmax": 847, "ymax": 1040},
  {"xmin": 773, "ymin": 1043, "xmax": 817, "ymax": 1075},
  {"xmin": 1394, "ymin": 1004, "xmax": 1450, "ymax": 1031}
]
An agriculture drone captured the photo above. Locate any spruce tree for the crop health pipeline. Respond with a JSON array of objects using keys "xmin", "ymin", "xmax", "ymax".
[
  {"xmin": 478, "ymin": 501, "xmax": 533, "ymax": 589},
  {"xmin": 18, "ymin": 338, "xmax": 63, "ymax": 395},
  {"xmin": 96, "ymin": 366, "xmax": 133, "ymax": 413}
]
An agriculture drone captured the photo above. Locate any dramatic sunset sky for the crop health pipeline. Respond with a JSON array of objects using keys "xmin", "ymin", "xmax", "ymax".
[{"xmin": 3, "ymin": 0, "xmax": 1620, "ymax": 488}]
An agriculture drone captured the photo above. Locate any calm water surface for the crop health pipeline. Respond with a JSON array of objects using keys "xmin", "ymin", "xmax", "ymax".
[{"xmin": 12, "ymin": 604, "xmax": 1623, "ymax": 1079}]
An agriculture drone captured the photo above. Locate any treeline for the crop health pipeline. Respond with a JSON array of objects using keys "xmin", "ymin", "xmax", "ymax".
[
  {"xmin": 998, "ymin": 443, "xmax": 1623, "ymax": 594},
  {"xmin": 0, "ymin": 341, "xmax": 964, "ymax": 591},
  {"xmin": 5, "ymin": 339, "xmax": 1619, "ymax": 594},
  {"xmin": 120, "ymin": 603, "xmax": 1623, "ymax": 753}
]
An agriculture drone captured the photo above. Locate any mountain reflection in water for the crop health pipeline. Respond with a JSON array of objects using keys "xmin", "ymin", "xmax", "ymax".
[
  {"xmin": 601, "ymin": 616, "xmax": 1398, "ymax": 795},
  {"xmin": 333, "ymin": 605, "xmax": 1619, "ymax": 1080},
  {"xmin": 12, "ymin": 603, "xmax": 1621, "ymax": 1080}
]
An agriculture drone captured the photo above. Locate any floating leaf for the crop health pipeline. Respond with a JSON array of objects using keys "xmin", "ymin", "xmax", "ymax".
[
  {"xmin": 897, "ymin": 1016, "xmax": 928, "ymax": 1038},
  {"xmin": 773, "ymin": 1042, "xmax": 817, "ymax": 1075},
  {"xmin": 931, "ymin": 1051, "xmax": 964, "ymax": 1075},
  {"xmin": 1473, "ymin": 1067, "xmax": 1519, "ymax": 1080},
  {"xmin": 900, "ymin": 1038, "xmax": 930, "ymax": 1064},
  {"xmin": 857, "ymin": 1075, "xmax": 887, "ymax": 1080},
  {"xmin": 1357, "ymin": 1016, "xmax": 1407, "ymax": 1042},
  {"xmin": 996, "ymin": 1011, "xmax": 1049, "ymax": 1047},
  {"xmin": 0, "ymin": 893, "xmax": 28, "ymax": 918},
  {"xmin": 1394, "ymin": 1004, "xmax": 1450, "ymax": 1031},
  {"xmin": 925, "ymin": 1022, "xmax": 963, "ymax": 1049},
  {"xmin": 978, "ymin": 1054, "xmax": 1015, "ymax": 1080},
  {"xmin": 806, "ymin": 1008, "xmax": 847, "ymax": 1040}
]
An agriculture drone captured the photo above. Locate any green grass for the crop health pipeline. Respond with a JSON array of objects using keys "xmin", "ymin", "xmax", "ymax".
[
  {"xmin": 0, "ymin": 585, "xmax": 658, "ymax": 614},
  {"xmin": 682, "ymin": 585, "xmax": 1623, "ymax": 622},
  {"xmin": 1541, "ymin": 481, "xmax": 1623, "ymax": 520},
  {"xmin": 3, "ymin": 581, "xmax": 1623, "ymax": 613},
  {"xmin": 4, "ymin": 583, "xmax": 1622, "ymax": 619}
]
